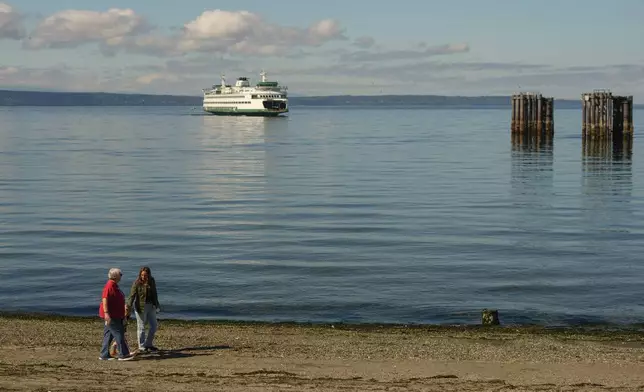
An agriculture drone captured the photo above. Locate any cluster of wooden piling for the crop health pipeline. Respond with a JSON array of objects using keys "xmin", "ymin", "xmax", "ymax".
[
  {"xmin": 582, "ymin": 90, "xmax": 633, "ymax": 139},
  {"xmin": 511, "ymin": 93, "xmax": 554, "ymax": 134},
  {"xmin": 510, "ymin": 90, "xmax": 636, "ymax": 153}
]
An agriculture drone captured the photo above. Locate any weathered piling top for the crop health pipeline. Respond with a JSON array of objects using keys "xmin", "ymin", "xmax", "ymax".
[
  {"xmin": 511, "ymin": 92, "xmax": 554, "ymax": 134},
  {"xmin": 581, "ymin": 89, "xmax": 634, "ymax": 135}
]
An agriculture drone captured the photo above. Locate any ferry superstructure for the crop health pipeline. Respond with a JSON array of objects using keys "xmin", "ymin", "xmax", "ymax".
[{"xmin": 202, "ymin": 71, "xmax": 288, "ymax": 116}]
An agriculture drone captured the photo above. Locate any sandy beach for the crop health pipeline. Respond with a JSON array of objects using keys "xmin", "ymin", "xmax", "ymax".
[{"xmin": 1, "ymin": 313, "xmax": 644, "ymax": 391}]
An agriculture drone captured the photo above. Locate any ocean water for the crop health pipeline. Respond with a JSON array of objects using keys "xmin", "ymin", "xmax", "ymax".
[{"xmin": 0, "ymin": 105, "xmax": 642, "ymax": 326}]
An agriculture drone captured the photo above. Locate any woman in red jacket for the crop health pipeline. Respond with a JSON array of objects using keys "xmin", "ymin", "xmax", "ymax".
[{"xmin": 99, "ymin": 268, "xmax": 135, "ymax": 361}]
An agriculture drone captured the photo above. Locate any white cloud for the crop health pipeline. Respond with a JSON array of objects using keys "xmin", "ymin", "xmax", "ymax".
[
  {"xmin": 164, "ymin": 57, "xmax": 243, "ymax": 74},
  {"xmin": 176, "ymin": 10, "xmax": 345, "ymax": 55},
  {"xmin": 20, "ymin": 8, "xmax": 346, "ymax": 58},
  {"xmin": 0, "ymin": 65, "xmax": 18, "ymax": 76},
  {"xmin": 353, "ymin": 36, "xmax": 375, "ymax": 49},
  {"xmin": 0, "ymin": 2, "xmax": 24, "ymax": 39},
  {"xmin": 0, "ymin": 65, "xmax": 111, "ymax": 91},
  {"xmin": 182, "ymin": 10, "xmax": 259, "ymax": 40},
  {"xmin": 25, "ymin": 8, "xmax": 150, "ymax": 49},
  {"xmin": 307, "ymin": 19, "xmax": 344, "ymax": 43},
  {"xmin": 341, "ymin": 43, "xmax": 470, "ymax": 62},
  {"xmin": 135, "ymin": 72, "xmax": 180, "ymax": 85}
]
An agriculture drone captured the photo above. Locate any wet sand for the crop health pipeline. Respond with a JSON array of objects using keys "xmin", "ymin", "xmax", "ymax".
[{"xmin": 1, "ymin": 313, "xmax": 644, "ymax": 391}]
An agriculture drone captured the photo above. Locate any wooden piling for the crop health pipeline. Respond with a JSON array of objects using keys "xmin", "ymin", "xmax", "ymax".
[
  {"xmin": 581, "ymin": 90, "xmax": 634, "ymax": 139},
  {"xmin": 511, "ymin": 96, "xmax": 517, "ymax": 130},
  {"xmin": 510, "ymin": 92, "xmax": 554, "ymax": 135},
  {"xmin": 623, "ymin": 96, "xmax": 633, "ymax": 134}
]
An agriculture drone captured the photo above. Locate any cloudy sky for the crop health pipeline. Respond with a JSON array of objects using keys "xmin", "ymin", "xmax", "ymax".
[{"xmin": 1, "ymin": 0, "xmax": 643, "ymax": 99}]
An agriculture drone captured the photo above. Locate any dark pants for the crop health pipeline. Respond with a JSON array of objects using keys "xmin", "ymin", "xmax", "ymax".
[{"xmin": 100, "ymin": 318, "xmax": 130, "ymax": 359}]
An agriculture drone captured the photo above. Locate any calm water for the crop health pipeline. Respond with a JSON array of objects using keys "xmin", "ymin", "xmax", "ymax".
[{"xmin": 0, "ymin": 106, "xmax": 643, "ymax": 326}]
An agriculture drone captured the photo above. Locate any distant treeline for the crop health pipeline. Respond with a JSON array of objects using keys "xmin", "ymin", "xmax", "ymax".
[
  {"xmin": 0, "ymin": 89, "xmax": 640, "ymax": 108},
  {"xmin": 0, "ymin": 90, "xmax": 201, "ymax": 106}
]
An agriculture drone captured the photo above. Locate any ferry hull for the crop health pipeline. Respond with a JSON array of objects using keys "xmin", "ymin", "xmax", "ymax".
[{"xmin": 203, "ymin": 107, "xmax": 288, "ymax": 117}]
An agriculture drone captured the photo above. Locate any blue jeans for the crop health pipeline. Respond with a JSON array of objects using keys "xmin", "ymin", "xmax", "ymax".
[
  {"xmin": 134, "ymin": 303, "xmax": 158, "ymax": 349},
  {"xmin": 100, "ymin": 318, "xmax": 130, "ymax": 359}
]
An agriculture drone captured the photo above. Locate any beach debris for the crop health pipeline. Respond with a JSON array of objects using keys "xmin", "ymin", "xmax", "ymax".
[{"xmin": 481, "ymin": 309, "xmax": 500, "ymax": 325}]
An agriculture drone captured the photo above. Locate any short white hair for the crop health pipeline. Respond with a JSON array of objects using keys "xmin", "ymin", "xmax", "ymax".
[{"xmin": 108, "ymin": 268, "xmax": 122, "ymax": 280}]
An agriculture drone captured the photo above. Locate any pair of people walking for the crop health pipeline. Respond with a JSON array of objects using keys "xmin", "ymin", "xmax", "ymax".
[{"xmin": 98, "ymin": 266, "xmax": 160, "ymax": 360}]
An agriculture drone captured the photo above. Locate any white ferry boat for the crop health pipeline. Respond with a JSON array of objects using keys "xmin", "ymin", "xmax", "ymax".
[{"xmin": 202, "ymin": 71, "xmax": 288, "ymax": 116}]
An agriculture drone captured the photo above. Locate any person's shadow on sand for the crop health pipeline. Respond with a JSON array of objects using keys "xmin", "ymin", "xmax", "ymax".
[{"xmin": 136, "ymin": 345, "xmax": 232, "ymax": 361}]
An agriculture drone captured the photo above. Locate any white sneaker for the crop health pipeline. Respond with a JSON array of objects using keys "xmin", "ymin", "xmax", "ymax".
[
  {"xmin": 99, "ymin": 357, "xmax": 116, "ymax": 361},
  {"xmin": 118, "ymin": 355, "xmax": 136, "ymax": 361}
]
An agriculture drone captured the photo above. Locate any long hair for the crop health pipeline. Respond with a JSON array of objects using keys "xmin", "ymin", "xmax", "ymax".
[{"xmin": 136, "ymin": 266, "xmax": 152, "ymax": 285}]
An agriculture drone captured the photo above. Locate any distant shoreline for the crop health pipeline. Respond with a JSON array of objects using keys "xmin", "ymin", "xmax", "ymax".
[{"xmin": 2, "ymin": 89, "xmax": 640, "ymax": 108}]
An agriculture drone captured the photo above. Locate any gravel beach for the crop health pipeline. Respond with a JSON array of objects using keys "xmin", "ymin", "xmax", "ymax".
[{"xmin": 1, "ymin": 313, "xmax": 644, "ymax": 391}]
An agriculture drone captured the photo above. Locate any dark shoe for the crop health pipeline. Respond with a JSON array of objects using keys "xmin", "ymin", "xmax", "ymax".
[{"xmin": 145, "ymin": 346, "xmax": 159, "ymax": 352}]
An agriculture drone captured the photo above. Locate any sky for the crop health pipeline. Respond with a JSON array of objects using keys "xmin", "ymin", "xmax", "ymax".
[{"xmin": 1, "ymin": 0, "xmax": 643, "ymax": 99}]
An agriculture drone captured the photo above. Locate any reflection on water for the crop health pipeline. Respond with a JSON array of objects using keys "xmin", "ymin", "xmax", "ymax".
[
  {"xmin": 197, "ymin": 115, "xmax": 270, "ymax": 202},
  {"xmin": 582, "ymin": 135, "xmax": 633, "ymax": 167},
  {"xmin": 509, "ymin": 132, "xmax": 554, "ymax": 251},
  {"xmin": 582, "ymin": 135, "xmax": 632, "ymax": 196},
  {"xmin": 581, "ymin": 135, "xmax": 633, "ymax": 232},
  {"xmin": 510, "ymin": 132, "xmax": 554, "ymax": 200}
]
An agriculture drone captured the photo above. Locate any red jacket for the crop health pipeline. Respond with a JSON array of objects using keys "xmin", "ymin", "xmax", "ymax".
[{"xmin": 99, "ymin": 279, "xmax": 125, "ymax": 319}]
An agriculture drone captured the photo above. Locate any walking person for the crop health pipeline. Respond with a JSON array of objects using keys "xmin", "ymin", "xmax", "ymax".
[
  {"xmin": 99, "ymin": 268, "xmax": 135, "ymax": 361},
  {"xmin": 126, "ymin": 266, "xmax": 160, "ymax": 353}
]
